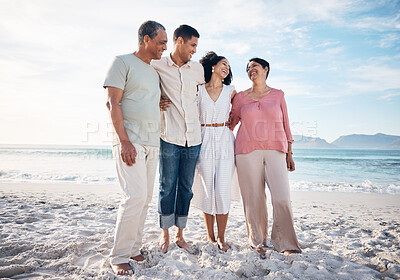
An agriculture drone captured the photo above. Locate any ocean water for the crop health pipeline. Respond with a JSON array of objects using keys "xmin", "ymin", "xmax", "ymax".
[
  {"xmin": 0, "ymin": 145, "xmax": 399, "ymax": 194},
  {"xmin": 0, "ymin": 145, "xmax": 116, "ymax": 185},
  {"xmin": 289, "ymin": 149, "xmax": 400, "ymax": 194}
]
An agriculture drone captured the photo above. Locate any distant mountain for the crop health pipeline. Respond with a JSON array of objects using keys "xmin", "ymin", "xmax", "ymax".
[
  {"xmin": 331, "ymin": 133, "xmax": 400, "ymax": 149},
  {"xmin": 383, "ymin": 138, "xmax": 400, "ymax": 149},
  {"xmin": 293, "ymin": 135, "xmax": 336, "ymax": 149}
]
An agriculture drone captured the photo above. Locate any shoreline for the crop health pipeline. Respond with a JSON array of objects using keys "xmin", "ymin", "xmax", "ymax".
[
  {"xmin": 1, "ymin": 180, "xmax": 399, "ymax": 196},
  {"xmin": 0, "ymin": 182, "xmax": 399, "ymax": 279}
]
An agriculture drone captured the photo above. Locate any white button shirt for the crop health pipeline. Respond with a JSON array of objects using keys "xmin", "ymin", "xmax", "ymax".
[{"xmin": 151, "ymin": 55, "xmax": 205, "ymax": 147}]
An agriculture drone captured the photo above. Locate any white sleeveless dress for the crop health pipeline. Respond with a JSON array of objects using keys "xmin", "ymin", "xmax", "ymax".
[{"xmin": 192, "ymin": 84, "xmax": 238, "ymax": 215}]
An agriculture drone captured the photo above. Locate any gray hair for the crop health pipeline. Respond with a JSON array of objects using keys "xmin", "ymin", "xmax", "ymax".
[{"xmin": 138, "ymin": 20, "xmax": 165, "ymax": 45}]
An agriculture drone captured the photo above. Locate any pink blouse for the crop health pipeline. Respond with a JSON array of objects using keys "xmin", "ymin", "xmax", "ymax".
[{"xmin": 230, "ymin": 88, "xmax": 294, "ymax": 155}]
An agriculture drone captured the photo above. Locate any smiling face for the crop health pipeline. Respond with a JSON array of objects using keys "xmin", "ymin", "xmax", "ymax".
[
  {"xmin": 178, "ymin": 35, "xmax": 198, "ymax": 63},
  {"xmin": 213, "ymin": 58, "xmax": 230, "ymax": 79},
  {"xmin": 247, "ymin": 61, "xmax": 268, "ymax": 81},
  {"xmin": 146, "ymin": 29, "xmax": 168, "ymax": 60}
]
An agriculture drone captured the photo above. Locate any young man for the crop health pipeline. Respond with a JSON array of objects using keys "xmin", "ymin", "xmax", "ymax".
[
  {"xmin": 103, "ymin": 20, "xmax": 167, "ymax": 275},
  {"xmin": 151, "ymin": 24, "xmax": 205, "ymax": 254}
]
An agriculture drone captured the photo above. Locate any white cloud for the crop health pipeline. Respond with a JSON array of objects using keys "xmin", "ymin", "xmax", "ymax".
[
  {"xmin": 322, "ymin": 46, "xmax": 345, "ymax": 56},
  {"xmin": 379, "ymin": 92, "xmax": 400, "ymax": 100},
  {"xmin": 270, "ymin": 76, "xmax": 316, "ymax": 96},
  {"xmin": 379, "ymin": 33, "xmax": 400, "ymax": 48},
  {"xmin": 231, "ymin": 76, "xmax": 251, "ymax": 92},
  {"xmin": 346, "ymin": 63, "xmax": 400, "ymax": 94},
  {"xmin": 351, "ymin": 15, "xmax": 400, "ymax": 32},
  {"xmin": 315, "ymin": 40, "xmax": 341, "ymax": 48},
  {"xmin": 223, "ymin": 42, "xmax": 251, "ymax": 55}
]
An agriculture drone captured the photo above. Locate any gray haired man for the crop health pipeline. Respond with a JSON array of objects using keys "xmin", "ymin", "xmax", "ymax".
[{"xmin": 103, "ymin": 20, "xmax": 167, "ymax": 275}]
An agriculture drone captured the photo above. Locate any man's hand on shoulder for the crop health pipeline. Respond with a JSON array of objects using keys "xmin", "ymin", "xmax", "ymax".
[{"xmin": 120, "ymin": 141, "xmax": 137, "ymax": 166}]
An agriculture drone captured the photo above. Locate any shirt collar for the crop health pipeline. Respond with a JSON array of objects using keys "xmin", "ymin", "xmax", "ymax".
[{"xmin": 167, "ymin": 53, "xmax": 192, "ymax": 68}]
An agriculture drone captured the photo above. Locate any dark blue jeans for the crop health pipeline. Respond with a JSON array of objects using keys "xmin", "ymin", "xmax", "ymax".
[{"xmin": 158, "ymin": 139, "xmax": 201, "ymax": 229}]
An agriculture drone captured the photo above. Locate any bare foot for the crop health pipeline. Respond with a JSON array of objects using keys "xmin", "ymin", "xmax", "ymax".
[
  {"xmin": 159, "ymin": 234, "xmax": 169, "ymax": 254},
  {"xmin": 175, "ymin": 237, "xmax": 195, "ymax": 254},
  {"xmin": 217, "ymin": 238, "xmax": 230, "ymax": 252},
  {"xmin": 175, "ymin": 236, "xmax": 189, "ymax": 250},
  {"xmin": 207, "ymin": 236, "xmax": 216, "ymax": 243},
  {"xmin": 130, "ymin": 254, "xmax": 145, "ymax": 262},
  {"xmin": 111, "ymin": 263, "xmax": 134, "ymax": 275},
  {"xmin": 283, "ymin": 250, "xmax": 300, "ymax": 255},
  {"xmin": 252, "ymin": 246, "xmax": 266, "ymax": 259}
]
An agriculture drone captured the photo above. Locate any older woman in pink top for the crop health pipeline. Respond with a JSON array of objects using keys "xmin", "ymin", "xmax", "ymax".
[{"xmin": 230, "ymin": 57, "xmax": 301, "ymax": 259}]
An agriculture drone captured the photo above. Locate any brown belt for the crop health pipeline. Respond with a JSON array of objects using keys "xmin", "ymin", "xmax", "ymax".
[{"xmin": 201, "ymin": 122, "xmax": 229, "ymax": 127}]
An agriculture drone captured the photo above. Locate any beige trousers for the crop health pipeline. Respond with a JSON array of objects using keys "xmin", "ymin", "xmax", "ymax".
[
  {"xmin": 110, "ymin": 143, "xmax": 159, "ymax": 265},
  {"xmin": 235, "ymin": 149, "xmax": 301, "ymax": 252}
]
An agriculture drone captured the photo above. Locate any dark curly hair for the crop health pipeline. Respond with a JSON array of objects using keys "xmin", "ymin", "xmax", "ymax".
[
  {"xmin": 199, "ymin": 51, "xmax": 232, "ymax": 85},
  {"xmin": 246, "ymin": 57, "xmax": 270, "ymax": 80}
]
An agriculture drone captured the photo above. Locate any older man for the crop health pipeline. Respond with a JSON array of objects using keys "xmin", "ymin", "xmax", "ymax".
[{"xmin": 104, "ymin": 20, "xmax": 167, "ymax": 275}]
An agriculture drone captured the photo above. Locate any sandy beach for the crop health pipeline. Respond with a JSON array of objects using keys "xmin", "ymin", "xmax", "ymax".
[{"xmin": 0, "ymin": 182, "xmax": 399, "ymax": 279}]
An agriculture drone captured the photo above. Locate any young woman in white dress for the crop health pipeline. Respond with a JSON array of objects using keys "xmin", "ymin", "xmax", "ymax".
[{"xmin": 192, "ymin": 52, "xmax": 237, "ymax": 252}]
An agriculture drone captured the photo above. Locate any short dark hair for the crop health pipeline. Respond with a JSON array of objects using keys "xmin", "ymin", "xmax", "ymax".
[
  {"xmin": 199, "ymin": 51, "xmax": 232, "ymax": 85},
  {"xmin": 246, "ymin": 57, "xmax": 270, "ymax": 80},
  {"xmin": 173, "ymin": 24, "xmax": 200, "ymax": 43},
  {"xmin": 138, "ymin": 20, "xmax": 165, "ymax": 45}
]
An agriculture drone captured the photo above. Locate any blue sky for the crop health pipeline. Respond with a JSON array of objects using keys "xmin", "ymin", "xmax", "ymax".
[{"xmin": 0, "ymin": 0, "xmax": 399, "ymax": 145}]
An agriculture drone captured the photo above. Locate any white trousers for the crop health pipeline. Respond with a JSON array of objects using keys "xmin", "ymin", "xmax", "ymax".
[
  {"xmin": 110, "ymin": 143, "xmax": 159, "ymax": 265},
  {"xmin": 235, "ymin": 149, "xmax": 301, "ymax": 253}
]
